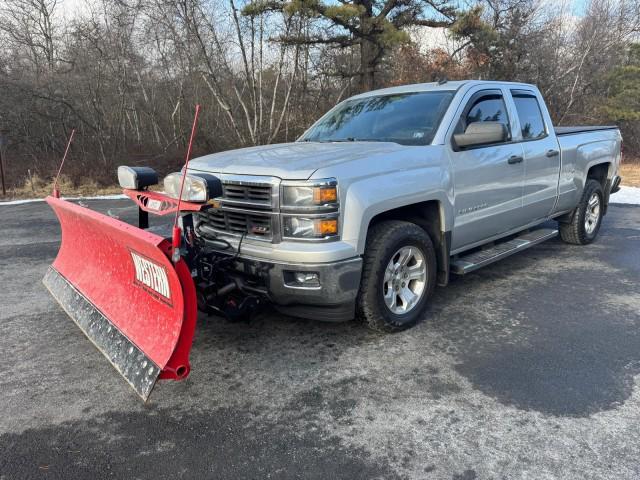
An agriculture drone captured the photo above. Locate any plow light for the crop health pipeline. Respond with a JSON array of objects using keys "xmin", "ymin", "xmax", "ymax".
[
  {"xmin": 118, "ymin": 166, "xmax": 159, "ymax": 190},
  {"xmin": 164, "ymin": 172, "xmax": 223, "ymax": 203}
]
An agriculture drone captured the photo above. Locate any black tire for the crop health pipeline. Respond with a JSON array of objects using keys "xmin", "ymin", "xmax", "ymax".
[
  {"xmin": 559, "ymin": 179, "xmax": 604, "ymax": 245},
  {"xmin": 356, "ymin": 220, "xmax": 436, "ymax": 333}
]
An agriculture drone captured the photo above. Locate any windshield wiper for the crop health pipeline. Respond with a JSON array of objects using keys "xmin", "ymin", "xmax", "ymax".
[
  {"xmin": 330, "ymin": 137, "xmax": 385, "ymax": 142},
  {"xmin": 303, "ymin": 137, "xmax": 387, "ymax": 143}
]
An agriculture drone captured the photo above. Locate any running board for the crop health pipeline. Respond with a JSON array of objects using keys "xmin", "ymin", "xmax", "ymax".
[{"xmin": 451, "ymin": 228, "xmax": 558, "ymax": 275}]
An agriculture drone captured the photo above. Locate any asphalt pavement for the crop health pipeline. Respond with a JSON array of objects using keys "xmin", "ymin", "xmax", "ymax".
[{"xmin": 1, "ymin": 199, "xmax": 639, "ymax": 479}]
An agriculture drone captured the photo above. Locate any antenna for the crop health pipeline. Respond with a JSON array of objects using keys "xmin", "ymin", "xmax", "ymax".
[
  {"xmin": 52, "ymin": 129, "xmax": 76, "ymax": 198},
  {"xmin": 172, "ymin": 105, "xmax": 201, "ymax": 263}
]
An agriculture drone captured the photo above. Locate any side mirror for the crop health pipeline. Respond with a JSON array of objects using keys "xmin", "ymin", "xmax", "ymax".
[
  {"xmin": 118, "ymin": 166, "xmax": 159, "ymax": 190},
  {"xmin": 453, "ymin": 121, "xmax": 507, "ymax": 148}
]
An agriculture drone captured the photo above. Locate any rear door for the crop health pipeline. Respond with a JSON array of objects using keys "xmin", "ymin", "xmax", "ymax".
[
  {"xmin": 509, "ymin": 89, "xmax": 561, "ymax": 221},
  {"xmin": 448, "ymin": 88, "xmax": 526, "ymax": 251}
]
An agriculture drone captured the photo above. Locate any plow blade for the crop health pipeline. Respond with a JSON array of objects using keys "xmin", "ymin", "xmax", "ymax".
[{"xmin": 43, "ymin": 196, "xmax": 197, "ymax": 400}]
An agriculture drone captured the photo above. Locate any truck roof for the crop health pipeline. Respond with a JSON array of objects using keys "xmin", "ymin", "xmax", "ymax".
[{"xmin": 349, "ymin": 80, "xmax": 538, "ymax": 100}]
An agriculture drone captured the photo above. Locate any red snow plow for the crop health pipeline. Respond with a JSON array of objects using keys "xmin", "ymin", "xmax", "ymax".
[
  {"xmin": 43, "ymin": 194, "xmax": 198, "ymax": 400},
  {"xmin": 43, "ymin": 108, "xmax": 220, "ymax": 400},
  {"xmin": 43, "ymin": 170, "xmax": 263, "ymax": 400},
  {"xmin": 44, "ymin": 110, "xmax": 268, "ymax": 400}
]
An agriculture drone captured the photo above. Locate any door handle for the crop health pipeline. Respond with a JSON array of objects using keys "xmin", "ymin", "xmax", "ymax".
[
  {"xmin": 546, "ymin": 149, "xmax": 560, "ymax": 157},
  {"xmin": 508, "ymin": 155, "xmax": 523, "ymax": 164}
]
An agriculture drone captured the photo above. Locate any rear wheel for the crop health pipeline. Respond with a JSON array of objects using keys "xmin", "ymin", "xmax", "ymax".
[
  {"xmin": 559, "ymin": 179, "xmax": 604, "ymax": 245},
  {"xmin": 356, "ymin": 220, "xmax": 436, "ymax": 333}
]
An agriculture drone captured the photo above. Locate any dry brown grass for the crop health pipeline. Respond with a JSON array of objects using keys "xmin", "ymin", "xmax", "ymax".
[
  {"xmin": 620, "ymin": 161, "xmax": 640, "ymax": 188},
  {"xmin": 2, "ymin": 159, "xmax": 639, "ymax": 202},
  {"xmin": 2, "ymin": 174, "xmax": 121, "ymax": 201}
]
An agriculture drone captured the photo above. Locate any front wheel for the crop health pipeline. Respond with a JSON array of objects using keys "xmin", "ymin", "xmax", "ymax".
[
  {"xmin": 559, "ymin": 179, "xmax": 604, "ymax": 245},
  {"xmin": 356, "ymin": 220, "xmax": 436, "ymax": 333}
]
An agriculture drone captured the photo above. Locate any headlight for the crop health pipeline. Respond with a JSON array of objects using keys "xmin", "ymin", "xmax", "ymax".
[
  {"xmin": 281, "ymin": 179, "xmax": 338, "ymax": 209},
  {"xmin": 163, "ymin": 172, "xmax": 222, "ymax": 202},
  {"xmin": 282, "ymin": 216, "xmax": 338, "ymax": 239}
]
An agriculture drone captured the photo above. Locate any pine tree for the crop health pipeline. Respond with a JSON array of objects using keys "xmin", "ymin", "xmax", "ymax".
[{"xmin": 243, "ymin": 0, "xmax": 461, "ymax": 91}]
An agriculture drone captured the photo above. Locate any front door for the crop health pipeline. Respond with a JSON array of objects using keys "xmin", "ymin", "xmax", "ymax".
[{"xmin": 450, "ymin": 89, "xmax": 525, "ymax": 251}]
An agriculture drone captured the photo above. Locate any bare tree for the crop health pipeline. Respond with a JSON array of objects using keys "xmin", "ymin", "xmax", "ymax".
[{"xmin": 0, "ymin": 0, "xmax": 638, "ymax": 194}]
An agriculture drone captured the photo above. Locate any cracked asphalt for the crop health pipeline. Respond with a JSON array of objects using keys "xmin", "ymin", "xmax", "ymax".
[{"xmin": 1, "ymin": 199, "xmax": 639, "ymax": 479}]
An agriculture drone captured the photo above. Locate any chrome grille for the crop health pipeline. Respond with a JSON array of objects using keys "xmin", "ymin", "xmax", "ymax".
[
  {"xmin": 199, "ymin": 209, "xmax": 272, "ymax": 238},
  {"xmin": 221, "ymin": 183, "xmax": 272, "ymax": 208},
  {"xmin": 195, "ymin": 177, "xmax": 278, "ymax": 242}
]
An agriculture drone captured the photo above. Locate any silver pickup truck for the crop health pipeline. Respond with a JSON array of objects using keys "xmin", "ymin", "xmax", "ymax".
[
  {"xmin": 131, "ymin": 80, "xmax": 623, "ymax": 332},
  {"xmin": 42, "ymin": 79, "xmax": 624, "ymax": 398}
]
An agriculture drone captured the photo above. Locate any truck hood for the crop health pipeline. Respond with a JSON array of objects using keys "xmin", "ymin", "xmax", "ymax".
[{"xmin": 187, "ymin": 141, "xmax": 405, "ymax": 180}]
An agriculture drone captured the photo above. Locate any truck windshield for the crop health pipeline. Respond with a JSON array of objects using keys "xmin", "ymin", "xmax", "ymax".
[{"xmin": 300, "ymin": 91, "xmax": 455, "ymax": 146}]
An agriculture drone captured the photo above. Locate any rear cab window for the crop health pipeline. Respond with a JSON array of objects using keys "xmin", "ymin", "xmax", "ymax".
[{"xmin": 511, "ymin": 90, "xmax": 547, "ymax": 140}]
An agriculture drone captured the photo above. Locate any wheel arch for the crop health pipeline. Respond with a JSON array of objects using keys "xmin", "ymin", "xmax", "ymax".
[
  {"xmin": 365, "ymin": 200, "xmax": 451, "ymax": 286},
  {"xmin": 586, "ymin": 161, "xmax": 612, "ymax": 214},
  {"xmin": 586, "ymin": 161, "xmax": 611, "ymax": 189}
]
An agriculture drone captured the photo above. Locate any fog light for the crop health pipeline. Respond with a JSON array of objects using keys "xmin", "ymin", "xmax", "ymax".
[
  {"xmin": 295, "ymin": 272, "xmax": 319, "ymax": 284},
  {"xmin": 284, "ymin": 270, "xmax": 320, "ymax": 288}
]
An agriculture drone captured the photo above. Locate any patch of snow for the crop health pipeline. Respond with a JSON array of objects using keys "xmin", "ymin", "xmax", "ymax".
[
  {"xmin": 0, "ymin": 194, "xmax": 127, "ymax": 206},
  {"xmin": 610, "ymin": 186, "xmax": 640, "ymax": 205}
]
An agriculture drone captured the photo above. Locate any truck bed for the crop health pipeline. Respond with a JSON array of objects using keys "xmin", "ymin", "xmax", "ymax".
[
  {"xmin": 555, "ymin": 126, "xmax": 618, "ymax": 136},
  {"xmin": 554, "ymin": 125, "xmax": 621, "ymax": 214}
]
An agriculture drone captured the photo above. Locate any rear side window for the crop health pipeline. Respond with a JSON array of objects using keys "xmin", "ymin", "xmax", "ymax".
[{"xmin": 512, "ymin": 93, "xmax": 546, "ymax": 140}]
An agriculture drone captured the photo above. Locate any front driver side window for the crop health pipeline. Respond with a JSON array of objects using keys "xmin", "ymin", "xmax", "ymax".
[
  {"xmin": 465, "ymin": 95, "xmax": 510, "ymax": 139},
  {"xmin": 454, "ymin": 93, "xmax": 511, "ymax": 141}
]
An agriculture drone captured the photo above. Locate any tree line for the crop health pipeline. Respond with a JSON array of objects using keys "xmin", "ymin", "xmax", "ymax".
[{"xmin": 0, "ymin": 0, "xmax": 638, "ymax": 192}]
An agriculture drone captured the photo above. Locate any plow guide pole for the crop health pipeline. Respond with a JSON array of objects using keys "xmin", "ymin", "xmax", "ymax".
[
  {"xmin": 172, "ymin": 104, "xmax": 201, "ymax": 263},
  {"xmin": 52, "ymin": 129, "xmax": 75, "ymax": 198}
]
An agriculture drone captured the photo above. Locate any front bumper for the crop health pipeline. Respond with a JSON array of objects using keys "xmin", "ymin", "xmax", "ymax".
[{"xmin": 229, "ymin": 255, "xmax": 363, "ymax": 322}]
